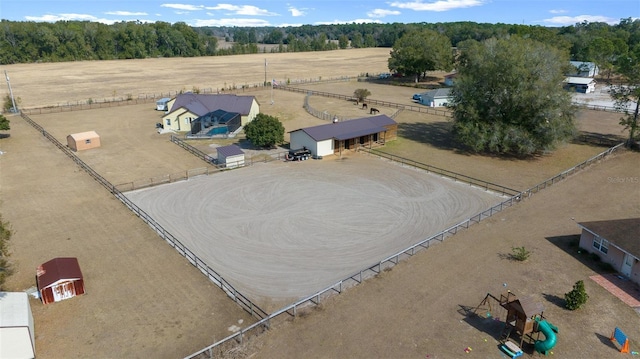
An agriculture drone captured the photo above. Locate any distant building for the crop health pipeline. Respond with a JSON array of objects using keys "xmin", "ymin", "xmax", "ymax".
[
  {"xmin": 568, "ymin": 61, "xmax": 599, "ymax": 78},
  {"xmin": 418, "ymin": 88, "xmax": 452, "ymax": 107},
  {"xmin": 564, "ymin": 77, "xmax": 596, "ymax": 93},
  {"xmin": 443, "ymin": 71, "xmax": 457, "ymax": 86}
]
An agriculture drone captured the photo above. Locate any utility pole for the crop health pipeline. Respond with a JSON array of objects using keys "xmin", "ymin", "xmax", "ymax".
[
  {"xmin": 4, "ymin": 70, "xmax": 17, "ymax": 113},
  {"xmin": 264, "ymin": 58, "xmax": 267, "ymax": 87}
]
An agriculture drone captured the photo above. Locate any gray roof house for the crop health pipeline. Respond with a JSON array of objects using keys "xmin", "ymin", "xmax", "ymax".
[
  {"xmin": 578, "ymin": 218, "xmax": 640, "ymax": 283},
  {"xmin": 162, "ymin": 93, "xmax": 259, "ymax": 132},
  {"xmin": 289, "ymin": 115, "xmax": 398, "ymax": 157}
]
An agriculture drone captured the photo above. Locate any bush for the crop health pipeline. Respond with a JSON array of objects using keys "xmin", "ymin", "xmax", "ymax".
[
  {"xmin": 510, "ymin": 246, "xmax": 531, "ymax": 261},
  {"xmin": 565, "ymin": 280, "xmax": 589, "ymax": 310}
]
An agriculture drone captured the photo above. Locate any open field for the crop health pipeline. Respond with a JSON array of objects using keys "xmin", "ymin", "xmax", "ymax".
[{"xmin": 0, "ymin": 49, "xmax": 639, "ymax": 359}]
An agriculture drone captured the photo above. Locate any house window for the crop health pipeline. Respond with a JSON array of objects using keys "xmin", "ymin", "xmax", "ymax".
[
  {"xmin": 593, "ymin": 236, "xmax": 609, "ymax": 254},
  {"xmin": 185, "ymin": 118, "xmax": 190, "ymax": 124},
  {"xmin": 85, "ymin": 139, "xmax": 91, "ymax": 144},
  {"xmin": 166, "ymin": 119, "xmax": 171, "ymax": 126}
]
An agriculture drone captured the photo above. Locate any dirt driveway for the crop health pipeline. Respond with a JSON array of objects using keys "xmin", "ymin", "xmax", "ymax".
[{"xmin": 1, "ymin": 49, "xmax": 638, "ymax": 359}]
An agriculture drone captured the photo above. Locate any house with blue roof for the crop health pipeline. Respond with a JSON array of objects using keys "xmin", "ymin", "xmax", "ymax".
[
  {"xmin": 289, "ymin": 115, "xmax": 397, "ymax": 157},
  {"xmin": 162, "ymin": 93, "xmax": 259, "ymax": 132}
]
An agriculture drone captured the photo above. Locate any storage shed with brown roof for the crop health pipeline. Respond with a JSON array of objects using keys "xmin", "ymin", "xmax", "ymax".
[{"xmin": 36, "ymin": 257, "xmax": 85, "ymax": 305}]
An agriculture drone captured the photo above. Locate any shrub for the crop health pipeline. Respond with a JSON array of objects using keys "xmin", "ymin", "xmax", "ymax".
[
  {"xmin": 511, "ymin": 246, "xmax": 531, "ymax": 261},
  {"xmin": 565, "ymin": 280, "xmax": 589, "ymax": 310}
]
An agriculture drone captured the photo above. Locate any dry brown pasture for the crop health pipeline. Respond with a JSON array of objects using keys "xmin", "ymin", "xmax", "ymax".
[{"xmin": 0, "ymin": 49, "xmax": 639, "ymax": 359}]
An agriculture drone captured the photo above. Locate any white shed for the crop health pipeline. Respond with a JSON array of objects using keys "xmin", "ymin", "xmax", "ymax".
[
  {"xmin": 418, "ymin": 88, "xmax": 452, "ymax": 107},
  {"xmin": 564, "ymin": 77, "xmax": 596, "ymax": 93},
  {"xmin": 0, "ymin": 292, "xmax": 35, "ymax": 359},
  {"xmin": 156, "ymin": 98, "xmax": 171, "ymax": 111},
  {"xmin": 217, "ymin": 144, "xmax": 245, "ymax": 168}
]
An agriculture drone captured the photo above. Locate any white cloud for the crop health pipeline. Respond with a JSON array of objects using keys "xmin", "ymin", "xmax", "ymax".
[
  {"xmin": 288, "ymin": 6, "xmax": 306, "ymax": 17},
  {"xmin": 315, "ymin": 18, "xmax": 383, "ymax": 25},
  {"xmin": 368, "ymin": 9, "xmax": 401, "ymax": 18},
  {"xmin": 105, "ymin": 11, "xmax": 148, "ymax": 16},
  {"xmin": 24, "ymin": 13, "xmax": 120, "ymax": 24},
  {"xmin": 205, "ymin": 4, "xmax": 278, "ymax": 16},
  {"xmin": 542, "ymin": 15, "xmax": 619, "ymax": 26},
  {"xmin": 390, "ymin": 0, "xmax": 484, "ymax": 12},
  {"xmin": 549, "ymin": 9, "xmax": 567, "ymax": 14},
  {"xmin": 192, "ymin": 18, "xmax": 272, "ymax": 27},
  {"xmin": 161, "ymin": 3, "xmax": 204, "ymax": 11}
]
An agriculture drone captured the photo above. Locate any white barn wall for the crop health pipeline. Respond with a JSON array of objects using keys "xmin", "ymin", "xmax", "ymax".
[{"xmin": 290, "ymin": 131, "xmax": 318, "ymax": 155}]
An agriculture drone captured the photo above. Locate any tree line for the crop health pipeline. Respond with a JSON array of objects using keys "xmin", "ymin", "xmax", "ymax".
[{"xmin": 0, "ymin": 18, "xmax": 638, "ymax": 64}]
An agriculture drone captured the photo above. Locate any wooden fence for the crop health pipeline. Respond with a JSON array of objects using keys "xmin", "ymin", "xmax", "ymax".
[
  {"xmin": 184, "ymin": 141, "xmax": 626, "ymax": 359},
  {"xmin": 277, "ymin": 85, "xmax": 452, "ymax": 117},
  {"xmin": 18, "ymin": 111, "xmax": 270, "ymax": 324}
]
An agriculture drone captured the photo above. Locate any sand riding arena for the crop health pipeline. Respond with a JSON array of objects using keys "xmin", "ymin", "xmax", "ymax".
[{"xmin": 125, "ymin": 154, "xmax": 506, "ymax": 309}]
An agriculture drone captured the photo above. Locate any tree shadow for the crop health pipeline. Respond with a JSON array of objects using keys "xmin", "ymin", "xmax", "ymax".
[
  {"xmin": 397, "ymin": 121, "xmax": 467, "ymax": 153},
  {"xmin": 542, "ymin": 293, "xmax": 565, "ymax": 309},
  {"xmin": 573, "ymin": 131, "xmax": 625, "ymax": 147},
  {"xmin": 0, "ymin": 133, "xmax": 10, "ymax": 139}
]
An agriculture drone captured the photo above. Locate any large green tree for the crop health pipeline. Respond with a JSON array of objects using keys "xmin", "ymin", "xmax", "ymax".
[
  {"xmin": 609, "ymin": 46, "xmax": 640, "ymax": 148},
  {"xmin": 0, "ymin": 114, "xmax": 9, "ymax": 131},
  {"xmin": 0, "ymin": 215, "xmax": 12, "ymax": 290},
  {"xmin": 450, "ymin": 36, "xmax": 576, "ymax": 156},
  {"xmin": 243, "ymin": 113, "xmax": 285, "ymax": 148},
  {"xmin": 388, "ymin": 28, "xmax": 454, "ymax": 82}
]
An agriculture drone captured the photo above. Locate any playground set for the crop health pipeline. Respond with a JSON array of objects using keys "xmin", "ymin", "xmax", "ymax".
[{"xmin": 473, "ymin": 291, "xmax": 558, "ymax": 357}]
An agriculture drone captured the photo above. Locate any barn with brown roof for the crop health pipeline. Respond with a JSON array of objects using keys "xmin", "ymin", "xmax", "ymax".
[
  {"xmin": 289, "ymin": 115, "xmax": 397, "ymax": 157},
  {"xmin": 36, "ymin": 257, "xmax": 85, "ymax": 305}
]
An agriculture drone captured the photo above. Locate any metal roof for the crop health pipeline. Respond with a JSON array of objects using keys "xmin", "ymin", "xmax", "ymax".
[
  {"xmin": 293, "ymin": 115, "xmax": 396, "ymax": 142},
  {"xmin": 36, "ymin": 257, "xmax": 83, "ymax": 290},
  {"xmin": 0, "ymin": 292, "xmax": 31, "ymax": 328},
  {"xmin": 168, "ymin": 93, "xmax": 256, "ymax": 117},
  {"xmin": 578, "ymin": 218, "xmax": 640, "ymax": 258},
  {"xmin": 423, "ymin": 88, "xmax": 452, "ymax": 99},
  {"xmin": 217, "ymin": 144, "xmax": 244, "ymax": 157},
  {"xmin": 564, "ymin": 77, "xmax": 596, "ymax": 85}
]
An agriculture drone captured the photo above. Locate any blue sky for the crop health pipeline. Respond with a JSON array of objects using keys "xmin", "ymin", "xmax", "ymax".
[{"xmin": 1, "ymin": 0, "xmax": 638, "ymax": 27}]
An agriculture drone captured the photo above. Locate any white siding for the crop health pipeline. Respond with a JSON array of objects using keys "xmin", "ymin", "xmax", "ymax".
[
  {"xmin": 290, "ymin": 131, "xmax": 317, "ymax": 154},
  {"xmin": 221, "ymin": 154, "xmax": 245, "ymax": 168}
]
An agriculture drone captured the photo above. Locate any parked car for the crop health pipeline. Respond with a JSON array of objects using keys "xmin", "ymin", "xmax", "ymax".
[
  {"xmin": 412, "ymin": 93, "xmax": 423, "ymax": 101},
  {"xmin": 378, "ymin": 73, "xmax": 391, "ymax": 79}
]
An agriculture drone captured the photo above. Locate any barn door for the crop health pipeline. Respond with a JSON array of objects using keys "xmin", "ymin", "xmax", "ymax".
[{"xmin": 52, "ymin": 282, "xmax": 76, "ymax": 302}]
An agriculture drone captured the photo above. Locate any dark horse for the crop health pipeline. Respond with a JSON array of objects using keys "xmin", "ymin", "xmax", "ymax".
[
  {"xmin": 369, "ymin": 107, "xmax": 379, "ymax": 114},
  {"xmin": 362, "ymin": 103, "xmax": 368, "ymax": 109}
]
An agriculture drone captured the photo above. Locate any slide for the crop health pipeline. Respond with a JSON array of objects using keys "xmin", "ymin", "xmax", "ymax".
[{"xmin": 534, "ymin": 318, "xmax": 559, "ymax": 355}]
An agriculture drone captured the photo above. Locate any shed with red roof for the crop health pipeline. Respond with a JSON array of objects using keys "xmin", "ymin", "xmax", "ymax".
[{"xmin": 36, "ymin": 257, "xmax": 85, "ymax": 305}]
